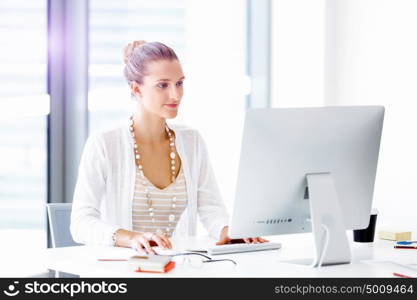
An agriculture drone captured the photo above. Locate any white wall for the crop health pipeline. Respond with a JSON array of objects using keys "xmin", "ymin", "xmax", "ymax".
[
  {"xmin": 326, "ymin": 0, "xmax": 417, "ymax": 219},
  {"xmin": 271, "ymin": 0, "xmax": 417, "ymax": 223},
  {"xmin": 271, "ymin": 0, "xmax": 326, "ymax": 107}
]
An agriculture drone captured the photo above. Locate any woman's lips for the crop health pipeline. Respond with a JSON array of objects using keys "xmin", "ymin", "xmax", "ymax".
[{"xmin": 165, "ymin": 104, "xmax": 178, "ymax": 108}]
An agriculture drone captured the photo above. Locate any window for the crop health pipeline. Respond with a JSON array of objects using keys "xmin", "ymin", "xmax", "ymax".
[{"xmin": 0, "ymin": 0, "xmax": 48, "ymax": 258}]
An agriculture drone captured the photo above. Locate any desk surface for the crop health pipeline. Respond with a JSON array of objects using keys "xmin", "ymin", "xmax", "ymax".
[{"xmin": 40, "ymin": 234, "xmax": 417, "ymax": 278}]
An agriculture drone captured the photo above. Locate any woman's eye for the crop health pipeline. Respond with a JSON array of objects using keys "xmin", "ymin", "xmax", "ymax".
[
  {"xmin": 176, "ymin": 81, "xmax": 184, "ymax": 87},
  {"xmin": 158, "ymin": 83, "xmax": 168, "ymax": 89}
]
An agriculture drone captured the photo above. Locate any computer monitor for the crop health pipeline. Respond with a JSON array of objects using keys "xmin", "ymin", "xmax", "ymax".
[{"xmin": 229, "ymin": 106, "xmax": 384, "ymax": 267}]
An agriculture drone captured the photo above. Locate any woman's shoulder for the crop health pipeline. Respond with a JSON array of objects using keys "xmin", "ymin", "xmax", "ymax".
[
  {"xmin": 169, "ymin": 123, "xmax": 195, "ymax": 132},
  {"xmin": 169, "ymin": 124, "xmax": 211, "ymax": 157},
  {"xmin": 90, "ymin": 125, "xmax": 124, "ymax": 140},
  {"xmin": 169, "ymin": 123, "xmax": 203, "ymax": 141},
  {"xmin": 88, "ymin": 122, "xmax": 207, "ymax": 149},
  {"xmin": 86, "ymin": 124, "xmax": 128, "ymax": 152}
]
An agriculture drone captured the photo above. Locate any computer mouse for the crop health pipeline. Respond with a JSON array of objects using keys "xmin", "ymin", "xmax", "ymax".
[{"xmin": 151, "ymin": 246, "xmax": 178, "ymax": 256}]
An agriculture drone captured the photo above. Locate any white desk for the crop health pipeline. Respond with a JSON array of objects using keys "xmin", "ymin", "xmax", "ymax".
[{"xmin": 40, "ymin": 233, "xmax": 417, "ymax": 278}]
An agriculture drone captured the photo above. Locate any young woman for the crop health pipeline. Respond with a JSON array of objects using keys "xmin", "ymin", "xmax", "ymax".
[{"xmin": 70, "ymin": 40, "xmax": 267, "ymax": 254}]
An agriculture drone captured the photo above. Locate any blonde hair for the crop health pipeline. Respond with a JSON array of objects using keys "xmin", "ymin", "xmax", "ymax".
[{"xmin": 123, "ymin": 40, "xmax": 179, "ymax": 85}]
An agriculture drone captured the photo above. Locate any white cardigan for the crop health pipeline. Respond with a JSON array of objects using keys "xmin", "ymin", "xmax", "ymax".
[{"xmin": 70, "ymin": 121, "xmax": 229, "ymax": 246}]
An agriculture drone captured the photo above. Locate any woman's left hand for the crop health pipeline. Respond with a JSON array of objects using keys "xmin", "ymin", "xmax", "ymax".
[{"xmin": 216, "ymin": 226, "xmax": 269, "ymax": 245}]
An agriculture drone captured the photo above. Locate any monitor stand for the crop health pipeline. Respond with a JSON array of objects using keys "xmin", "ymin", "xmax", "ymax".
[{"xmin": 285, "ymin": 172, "xmax": 352, "ymax": 267}]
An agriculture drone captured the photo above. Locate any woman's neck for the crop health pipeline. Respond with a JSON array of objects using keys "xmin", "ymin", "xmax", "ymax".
[{"xmin": 132, "ymin": 111, "xmax": 168, "ymax": 145}]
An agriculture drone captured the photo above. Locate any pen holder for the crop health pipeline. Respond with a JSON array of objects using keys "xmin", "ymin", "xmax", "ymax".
[{"xmin": 353, "ymin": 209, "xmax": 378, "ymax": 243}]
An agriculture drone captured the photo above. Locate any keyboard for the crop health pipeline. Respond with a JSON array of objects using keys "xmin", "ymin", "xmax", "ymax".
[{"xmin": 207, "ymin": 242, "xmax": 281, "ymax": 255}]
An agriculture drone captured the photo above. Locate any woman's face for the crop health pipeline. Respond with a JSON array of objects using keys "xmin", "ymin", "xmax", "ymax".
[{"xmin": 133, "ymin": 59, "xmax": 185, "ymax": 119}]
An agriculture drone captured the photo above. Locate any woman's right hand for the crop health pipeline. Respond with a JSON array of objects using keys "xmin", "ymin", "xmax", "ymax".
[
  {"xmin": 114, "ymin": 229, "xmax": 172, "ymax": 254},
  {"xmin": 129, "ymin": 232, "xmax": 172, "ymax": 255}
]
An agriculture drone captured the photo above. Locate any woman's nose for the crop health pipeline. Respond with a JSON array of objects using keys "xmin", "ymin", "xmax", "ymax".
[{"xmin": 169, "ymin": 87, "xmax": 181, "ymax": 101}]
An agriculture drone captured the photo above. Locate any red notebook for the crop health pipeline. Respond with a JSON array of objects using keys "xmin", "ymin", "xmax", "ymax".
[
  {"xmin": 130, "ymin": 255, "xmax": 175, "ymax": 273},
  {"xmin": 136, "ymin": 261, "xmax": 176, "ymax": 273}
]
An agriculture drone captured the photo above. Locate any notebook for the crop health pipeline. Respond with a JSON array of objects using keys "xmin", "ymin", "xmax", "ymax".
[{"xmin": 130, "ymin": 255, "xmax": 175, "ymax": 273}]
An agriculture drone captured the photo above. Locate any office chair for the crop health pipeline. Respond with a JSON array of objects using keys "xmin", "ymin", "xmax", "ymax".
[
  {"xmin": 46, "ymin": 203, "xmax": 81, "ymax": 248},
  {"xmin": 46, "ymin": 203, "xmax": 81, "ymax": 278}
]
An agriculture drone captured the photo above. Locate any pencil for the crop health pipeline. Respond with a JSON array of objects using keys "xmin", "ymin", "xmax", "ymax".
[
  {"xmin": 394, "ymin": 246, "xmax": 417, "ymax": 249},
  {"xmin": 393, "ymin": 272, "xmax": 413, "ymax": 278}
]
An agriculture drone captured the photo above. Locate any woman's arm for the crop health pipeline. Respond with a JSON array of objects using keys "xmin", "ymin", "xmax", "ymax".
[
  {"xmin": 195, "ymin": 132, "xmax": 229, "ymax": 240},
  {"xmin": 70, "ymin": 134, "xmax": 120, "ymax": 246}
]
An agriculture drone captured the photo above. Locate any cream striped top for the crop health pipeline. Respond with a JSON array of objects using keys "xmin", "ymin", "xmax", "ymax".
[{"xmin": 132, "ymin": 166, "xmax": 188, "ymax": 237}]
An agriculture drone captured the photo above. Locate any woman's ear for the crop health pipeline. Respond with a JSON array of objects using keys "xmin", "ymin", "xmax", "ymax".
[{"xmin": 130, "ymin": 82, "xmax": 142, "ymax": 97}]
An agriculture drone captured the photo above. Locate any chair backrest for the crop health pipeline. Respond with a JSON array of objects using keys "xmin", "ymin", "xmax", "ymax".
[{"xmin": 46, "ymin": 203, "xmax": 81, "ymax": 248}]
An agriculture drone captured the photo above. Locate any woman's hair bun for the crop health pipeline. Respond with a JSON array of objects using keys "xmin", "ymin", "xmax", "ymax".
[
  {"xmin": 123, "ymin": 40, "xmax": 178, "ymax": 85},
  {"xmin": 123, "ymin": 40, "xmax": 147, "ymax": 64}
]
